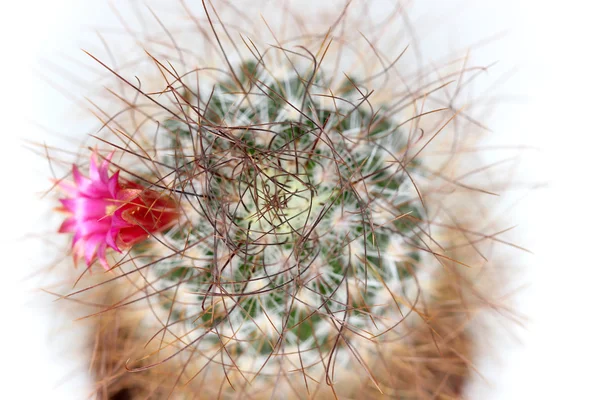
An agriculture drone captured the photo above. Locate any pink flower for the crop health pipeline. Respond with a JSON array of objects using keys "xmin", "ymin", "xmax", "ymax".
[{"xmin": 57, "ymin": 152, "xmax": 179, "ymax": 270}]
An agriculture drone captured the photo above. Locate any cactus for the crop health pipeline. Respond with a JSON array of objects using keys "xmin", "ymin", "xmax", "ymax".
[
  {"xmin": 47, "ymin": 1, "xmax": 518, "ymax": 398},
  {"xmin": 138, "ymin": 59, "xmax": 428, "ymax": 376}
]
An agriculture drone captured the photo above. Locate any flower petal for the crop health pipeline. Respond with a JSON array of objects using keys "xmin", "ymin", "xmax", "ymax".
[
  {"xmin": 105, "ymin": 228, "xmax": 121, "ymax": 252},
  {"xmin": 89, "ymin": 152, "xmax": 100, "ymax": 182},
  {"xmin": 72, "ymin": 165, "xmax": 89, "ymax": 188},
  {"xmin": 83, "ymin": 234, "xmax": 104, "ymax": 265},
  {"xmin": 96, "ymin": 243, "xmax": 110, "ymax": 270},
  {"xmin": 61, "ymin": 198, "xmax": 111, "ymax": 219},
  {"xmin": 57, "ymin": 180, "xmax": 79, "ymax": 196},
  {"xmin": 108, "ymin": 170, "xmax": 120, "ymax": 198},
  {"xmin": 99, "ymin": 152, "xmax": 114, "ymax": 183},
  {"xmin": 58, "ymin": 218, "xmax": 76, "ymax": 233},
  {"xmin": 118, "ymin": 225, "xmax": 150, "ymax": 247}
]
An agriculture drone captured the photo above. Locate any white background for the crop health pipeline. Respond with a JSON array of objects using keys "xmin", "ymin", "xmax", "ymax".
[{"xmin": 1, "ymin": 1, "xmax": 598, "ymax": 398}]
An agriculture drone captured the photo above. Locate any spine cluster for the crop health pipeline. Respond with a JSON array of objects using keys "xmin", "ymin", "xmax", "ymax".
[{"xmin": 143, "ymin": 60, "xmax": 426, "ymax": 375}]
